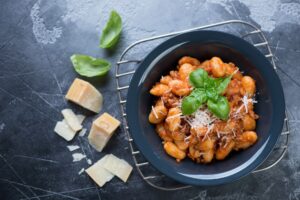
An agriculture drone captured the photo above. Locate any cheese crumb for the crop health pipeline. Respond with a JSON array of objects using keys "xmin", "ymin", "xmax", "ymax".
[
  {"xmin": 87, "ymin": 159, "xmax": 92, "ymax": 165},
  {"xmin": 72, "ymin": 153, "xmax": 86, "ymax": 162},
  {"xmin": 67, "ymin": 145, "xmax": 80, "ymax": 151},
  {"xmin": 79, "ymin": 128, "xmax": 87, "ymax": 137},
  {"xmin": 78, "ymin": 168, "xmax": 85, "ymax": 175}
]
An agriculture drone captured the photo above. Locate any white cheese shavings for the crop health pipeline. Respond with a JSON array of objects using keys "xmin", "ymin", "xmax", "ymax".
[
  {"xmin": 182, "ymin": 108, "xmax": 217, "ymax": 140},
  {"xmin": 72, "ymin": 153, "xmax": 86, "ymax": 162},
  {"xmin": 202, "ymin": 124, "xmax": 214, "ymax": 141},
  {"xmin": 234, "ymin": 95, "xmax": 257, "ymax": 118},
  {"xmin": 185, "ymin": 108, "xmax": 216, "ymax": 133},
  {"xmin": 184, "ymin": 135, "xmax": 191, "ymax": 144},
  {"xmin": 151, "ymin": 106, "xmax": 158, "ymax": 119},
  {"xmin": 79, "ymin": 128, "xmax": 87, "ymax": 137},
  {"xmin": 54, "ymin": 121, "xmax": 76, "ymax": 141},
  {"xmin": 62, "ymin": 109, "xmax": 82, "ymax": 132},
  {"xmin": 232, "ymin": 68, "xmax": 239, "ymax": 75},
  {"xmin": 78, "ymin": 168, "xmax": 85, "ymax": 175},
  {"xmin": 67, "ymin": 145, "xmax": 80, "ymax": 151},
  {"xmin": 85, "ymin": 155, "xmax": 114, "ymax": 187},
  {"xmin": 102, "ymin": 154, "xmax": 133, "ymax": 182}
]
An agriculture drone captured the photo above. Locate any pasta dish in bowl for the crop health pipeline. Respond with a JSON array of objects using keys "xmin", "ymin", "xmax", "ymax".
[{"xmin": 149, "ymin": 56, "xmax": 258, "ymax": 164}]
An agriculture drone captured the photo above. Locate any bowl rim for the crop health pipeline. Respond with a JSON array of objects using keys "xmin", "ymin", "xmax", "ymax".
[{"xmin": 126, "ymin": 30, "xmax": 285, "ymax": 186}]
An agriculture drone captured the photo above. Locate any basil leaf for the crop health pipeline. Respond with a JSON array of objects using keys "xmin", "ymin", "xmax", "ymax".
[
  {"xmin": 182, "ymin": 96, "xmax": 201, "ymax": 115},
  {"xmin": 205, "ymin": 87, "xmax": 218, "ymax": 102},
  {"xmin": 100, "ymin": 10, "xmax": 122, "ymax": 48},
  {"xmin": 216, "ymin": 75, "xmax": 232, "ymax": 94},
  {"xmin": 182, "ymin": 89, "xmax": 207, "ymax": 115},
  {"xmin": 189, "ymin": 69, "xmax": 208, "ymax": 88},
  {"xmin": 71, "ymin": 54, "xmax": 111, "ymax": 77},
  {"xmin": 207, "ymin": 96, "xmax": 230, "ymax": 120},
  {"xmin": 205, "ymin": 77, "xmax": 217, "ymax": 88},
  {"xmin": 191, "ymin": 88, "xmax": 208, "ymax": 103}
]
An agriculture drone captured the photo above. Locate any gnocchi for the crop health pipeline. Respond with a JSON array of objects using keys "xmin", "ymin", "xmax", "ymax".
[
  {"xmin": 166, "ymin": 107, "xmax": 181, "ymax": 132},
  {"xmin": 168, "ymin": 80, "xmax": 190, "ymax": 96},
  {"xmin": 210, "ymin": 57, "xmax": 226, "ymax": 78},
  {"xmin": 241, "ymin": 76, "xmax": 256, "ymax": 97},
  {"xmin": 164, "ymin": 142, "xmax": 186, "ymax": 162},
  {"xmin": 178, "ymin": 63, "xmax": 196, "ymax": 81},
  {"xmin": 148, "ymin": 105, "xmax": 167, "ymax": 124},
  {"xmin": 150, "ymin": 83, "xmax": 170, "ymax": 96},
  {"xmin": 179, "ymin": 56, "xmax": 201, "ymax": 66}
]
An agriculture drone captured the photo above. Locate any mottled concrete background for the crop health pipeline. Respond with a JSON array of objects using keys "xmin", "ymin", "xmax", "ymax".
[{"xmin": 0, "ymin": 0, "xmax": 300, "ymax": 199}]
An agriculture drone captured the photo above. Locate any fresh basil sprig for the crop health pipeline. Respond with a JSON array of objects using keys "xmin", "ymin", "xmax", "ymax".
[
  {"xmin": 181, "ymin": 68, "xmax": 232, "ymax": 120},
  {"xmin": 100, "ymin": 10, "xmax": 122, "ymax": 48},
  {"xmin": 70, "ymin": 54, "xmax": 111, "ymax": 77}
]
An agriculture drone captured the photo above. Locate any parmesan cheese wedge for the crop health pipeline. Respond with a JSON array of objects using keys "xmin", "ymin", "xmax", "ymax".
[
  {"xmin": 88, "ymin": 113, "xmax": 120, "ymax": 152},
  {"xmin": 85, "ymin": 155, "xmax": 114, "ymax": 187},
  {"xmin": 62, "ymin": 109, "xmax": 82, "ymax": 132},
  {"xmin": 102, "ymin": 154, "xmax": 133, "ymax": 182},
  {"xmin": 54, "ymin": 121, "xmax": 77, "ymax": 141},
  {"xmin": 65, "ymin": 78, "xmax": 103, "ymax": 113}
]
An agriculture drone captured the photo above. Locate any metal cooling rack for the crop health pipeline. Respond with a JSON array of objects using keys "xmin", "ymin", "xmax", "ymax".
[{"xmin": 115, "ymin": 20, "xmax": 290, "ymax": 190}]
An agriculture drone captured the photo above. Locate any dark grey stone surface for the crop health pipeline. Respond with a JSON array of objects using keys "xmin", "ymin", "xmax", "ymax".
[{"xmin": 0, "ymin": 0, "xmax": 299, "ymax": 199}]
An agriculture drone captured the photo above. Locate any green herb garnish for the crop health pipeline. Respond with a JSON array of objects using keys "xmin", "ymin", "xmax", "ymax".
[
  {"xmin": 100, "ymin": 10, "xmax": 122, "ymax": 48},
  {"xmin": 70, "ymin": 54, "xmax": 111, "ymax": 77},
  {"xmin": 181, "ymin": 68, "xmax": 232, "ymax": 120}
]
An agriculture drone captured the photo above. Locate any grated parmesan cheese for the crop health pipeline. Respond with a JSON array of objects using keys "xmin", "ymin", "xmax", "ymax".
[
  {"xmin": 151, "ymin": 106, "xmax": 158, "ymax": 119},
  {"xmin": 189, "ymin": 108, "xmax": 216, "ymax": 129},
  {"xmin": 234, "ymin": 95, "xmax": 257, "ymax": 118},
  {"xmin": 184, "ymin": 135, "xmax": 191, "ymax": 144},
  {"xmin": 202, "ymin": 124, "xmax": 214, "ymax": 141}
]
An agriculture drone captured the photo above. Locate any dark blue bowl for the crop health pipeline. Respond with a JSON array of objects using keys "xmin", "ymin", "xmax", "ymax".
[{"xmin": 126, "ymin": 30, "xmax": 285, "ymax": 186}]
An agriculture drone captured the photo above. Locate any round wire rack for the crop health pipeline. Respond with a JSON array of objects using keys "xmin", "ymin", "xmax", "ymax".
[{"xmin": 115, "ymin": 20, "xmax": 290, "ymax": 190}]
